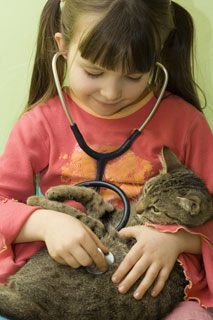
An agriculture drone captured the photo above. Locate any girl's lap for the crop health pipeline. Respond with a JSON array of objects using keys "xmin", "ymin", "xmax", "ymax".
[{"xmin": 163, "ymin": 301, "xmax": 213, "ymax": 320}]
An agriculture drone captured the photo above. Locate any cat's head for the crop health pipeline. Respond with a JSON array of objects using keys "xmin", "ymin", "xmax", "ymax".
[{"xmin": 135, "ymin": 146, "xmax": 213, "ymax": 226}]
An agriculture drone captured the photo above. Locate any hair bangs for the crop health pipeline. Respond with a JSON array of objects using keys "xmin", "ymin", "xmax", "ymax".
[{"xmin": 78, "ymin": 2, "xmax": 162, "ymax": 74}]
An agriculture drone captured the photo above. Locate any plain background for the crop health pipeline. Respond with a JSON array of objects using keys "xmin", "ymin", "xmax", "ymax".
[{"xmin": 0, "ymin": 0, "xmax": 213, "ymax": 154}]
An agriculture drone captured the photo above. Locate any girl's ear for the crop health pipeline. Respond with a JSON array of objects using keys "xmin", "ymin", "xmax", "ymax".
[{"xmin": 55, "ymin": 32, "xmax": 67, "ymax": 58}]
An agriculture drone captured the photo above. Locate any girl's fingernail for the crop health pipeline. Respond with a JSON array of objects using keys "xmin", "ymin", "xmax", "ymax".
[
  {"xmin": 151, "ymin": 290, "xmax": 157, "ymax": 297},
  {"xmin": 118, "ymin": 285, "xmax": 125, "ymax": 293},
  {"xmin": 112, "ymin": 275, "xmax": 118, "ymax": 282},
  {"xmin": 134, "ymin": 291, "xmax": 141, "ymax": 299}
]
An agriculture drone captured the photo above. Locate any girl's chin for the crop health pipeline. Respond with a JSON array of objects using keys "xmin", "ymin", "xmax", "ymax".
[{"xmin": 89, "ymin": 98, "xmax": 130, "ymax": 116}]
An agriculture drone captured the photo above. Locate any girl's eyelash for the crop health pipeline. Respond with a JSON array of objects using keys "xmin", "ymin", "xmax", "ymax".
[
  {"xmin": 126, "ymin": 76, "xmax": 143, "ymax": 82},
  {"xmin": 85, "ymin": 71, "xmax": 103, "ymax": 78},
  {"xmin": 85, "ymin": 70, "xmax": 143, "ymax": 81}
]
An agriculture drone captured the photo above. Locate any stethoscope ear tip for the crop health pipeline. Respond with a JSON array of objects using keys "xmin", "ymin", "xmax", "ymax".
[{"xmin": 60, "ymin": 50, "xmax": 68, "ymax": 60}]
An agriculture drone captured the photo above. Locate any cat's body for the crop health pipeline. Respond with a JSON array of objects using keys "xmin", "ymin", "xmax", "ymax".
[{"xmin": 0, "ymin": 147, "xmax": 212, "ymax": 320}]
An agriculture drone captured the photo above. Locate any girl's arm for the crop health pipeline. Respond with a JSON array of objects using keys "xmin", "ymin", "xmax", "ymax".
[
  {"xmin": 0, "ymin": 107, "xmax": 107, "ymax": 274},
  {"xmin": 112, "ymin": 225, "xmax": 201, "ymax": 300},
  {"xmin": 14, "ymin": 209, "xmax": 108, "ymax": 271}
]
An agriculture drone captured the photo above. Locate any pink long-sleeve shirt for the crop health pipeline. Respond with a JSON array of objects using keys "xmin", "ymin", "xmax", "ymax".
[{"xmin": 0, "ymin": 91, "xmax": 213, "ymax": 306}]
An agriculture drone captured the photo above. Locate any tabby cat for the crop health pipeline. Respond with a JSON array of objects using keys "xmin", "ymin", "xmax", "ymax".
[{"xmin": 0, "ymin": 146, "xmax": 212, "ymax": 320}]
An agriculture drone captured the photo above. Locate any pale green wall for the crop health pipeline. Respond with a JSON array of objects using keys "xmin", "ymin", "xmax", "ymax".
[
  {"xmin": 175, "ymin": 0, "xmax": 213, "ymax": 131},
  {"xmin": 0, "ymin": 0, "xmax": 213, "ymax": 154},
  {"xmin": 0, "ymin": 0, "xmax": 47, "ymax": 154}
]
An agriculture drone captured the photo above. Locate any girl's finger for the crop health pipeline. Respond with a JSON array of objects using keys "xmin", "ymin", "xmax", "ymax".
[
  {"xmin": 54, "ymin": 253, "xmax": 81, "ymax": 269},
  {"xmin": 64, "ymin": 255, "xmax": 81, "ymax": 269},
  {"xmin": 118, "ymin": 226, "xmax": 138, "ymax": 238},
  {"xmin": 71, "ymin": 245, "xmax": 94, "ymax": 267},
  {"xmin": 85, "ymin": 225, "xmax": 108, "ymax": 254},
  {"xmin": 112, "ymin": 243, "xmax": 141, "ymax": 283},
  {"xmin": 150, "ymin": 267, "xmax": 171, "ymax": 297},
  {"xmin": 80, "ymin": 229, "xmax": 107, "ymax": 271},
  {"xmin": 117, "ymin": 257, "xmax": 150, "ymax": 295},
  {"xmin": 133, "ymin": 263, "xmax": 161, "ymax": 300}
]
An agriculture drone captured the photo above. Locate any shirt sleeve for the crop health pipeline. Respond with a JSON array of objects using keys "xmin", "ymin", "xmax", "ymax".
[
  {"xmin": 184, "ymin": 111, "xmax": 213, "ymax": 194},
  {"xmin": 0, "ymin": 112, "xmax": 49, "ymax": 282}
]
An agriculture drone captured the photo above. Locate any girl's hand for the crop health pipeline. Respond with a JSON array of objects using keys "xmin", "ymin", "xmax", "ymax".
[
  {"xmin": 44, "ymin": 211, "xmax": 108, "ymax": 271},
  {"xmin": 112, "ymin": 225, "xmax": 199, "ymax": 300},
  {"xmin": 15, "ymin": 208, "xmax": 108, "ymax": 271}
]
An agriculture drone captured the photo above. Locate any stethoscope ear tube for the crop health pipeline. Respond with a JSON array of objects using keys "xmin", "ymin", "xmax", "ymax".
[{"xmin": 76, "ymin": 181, "xmax": 130, "ymax": 231}]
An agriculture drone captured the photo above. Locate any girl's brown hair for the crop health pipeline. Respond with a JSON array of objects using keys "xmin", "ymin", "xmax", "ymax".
[{"xmin": 25, "ymin": 0, "xmax": 205, "ymax": 112}]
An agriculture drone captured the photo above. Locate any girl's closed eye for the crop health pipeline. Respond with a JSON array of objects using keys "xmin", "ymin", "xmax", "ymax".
[
  {"xmin": 126, "ymin": 75, "xmax": 143, "ymax": 82},
  {"xmin": 84, "ymin": 69, "xmax": 144, "ymax": 81},
  {"xmin": 84, "ymin": 70, "xmax": 104, "ymax": 78}
]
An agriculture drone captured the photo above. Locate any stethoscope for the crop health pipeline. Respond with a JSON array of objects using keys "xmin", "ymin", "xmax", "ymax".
[
  {"xmin": 52, "ymin": 52, "xmax": 168, "ymax": 274},
  {"xmin": 52, "ymin": 52, "xmax": 168, "ymax": 232}
]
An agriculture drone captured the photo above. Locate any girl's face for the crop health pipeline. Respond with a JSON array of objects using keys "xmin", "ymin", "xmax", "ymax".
[
  {"xmin": 57, "ymin": 16, "xmax": 150, "ymax": 117},
  {"xmin": 67, "ymin": 51, "xmax": 150, "ymax": 116}
]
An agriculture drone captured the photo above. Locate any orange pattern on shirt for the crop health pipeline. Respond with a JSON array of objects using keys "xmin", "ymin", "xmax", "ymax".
[{"xmin": 60, "ymin": 144, "xmax": 154, "ymax": 205}]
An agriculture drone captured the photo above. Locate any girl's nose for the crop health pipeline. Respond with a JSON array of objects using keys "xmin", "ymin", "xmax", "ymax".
[{"xmin": 100, "ymin": 80, "xmax": 122, "ymax": 101}]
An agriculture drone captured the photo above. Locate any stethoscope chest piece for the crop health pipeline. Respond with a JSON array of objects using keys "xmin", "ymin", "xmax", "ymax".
[{"xmin": 85, "ymin": 248, "xmax": 115, "ymax": 275}]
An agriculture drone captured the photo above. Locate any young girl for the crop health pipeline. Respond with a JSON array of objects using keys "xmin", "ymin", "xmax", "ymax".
[{"xmin": 0, "ymin": 0, "xmax": 213, "ymax": 319}]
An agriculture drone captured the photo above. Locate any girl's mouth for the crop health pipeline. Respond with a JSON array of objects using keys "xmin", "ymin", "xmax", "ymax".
[{"xmin": 93, "ymin": 97, "xmax": 123, "ymax": 107}]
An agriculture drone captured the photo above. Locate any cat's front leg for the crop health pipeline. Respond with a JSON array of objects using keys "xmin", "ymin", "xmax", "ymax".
[
  {"xmin": 46, "ymin": 185, "xmax": 115, "ymax": 219},
  {"xmin": 27, "ymin": 195, "xmax": 107, "ymax": 239},
  {"xmin": 27, "ymin": 196, "xmax": 85, "ymax": 218}
]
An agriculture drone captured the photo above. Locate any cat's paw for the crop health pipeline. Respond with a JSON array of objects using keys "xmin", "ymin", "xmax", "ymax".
[
  {"xmin": 45, "ymin": 185, "xmax": 98, "ymax": 204},
  {"xmin": 27, "ymin": 195, "xmax": 45, "ymax": 207}
]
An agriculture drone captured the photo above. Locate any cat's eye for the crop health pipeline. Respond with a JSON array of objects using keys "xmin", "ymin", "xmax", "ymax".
[
  {"xmin": 142, "ymin": 187, "xmax": 147, "ymax": 195},
  {"xmin": 148, "ymin": 205, "xmax": 160, "ymax": 214}
]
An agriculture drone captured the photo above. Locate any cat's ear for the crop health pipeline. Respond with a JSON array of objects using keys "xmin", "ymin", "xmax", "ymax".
[
  {"xmin": 177, "ymin": 195, "xmax": 201, "ymax": 216},
  {"xmin": 160, "ymin": 146, "xmax": 182, "ymax": 173}
]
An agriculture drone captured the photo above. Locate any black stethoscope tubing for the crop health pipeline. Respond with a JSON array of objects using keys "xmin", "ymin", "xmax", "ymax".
[
  {"xmin": 76, "ymin": 180, "xmax": 130, "ymax": 231},
  {"xmin": 52, "ymin": 52, "xmax": 168, "ymax": 229},
  {"xmin": 72, "ymin": 123, "xmax": 141, "ymax": 181}
]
